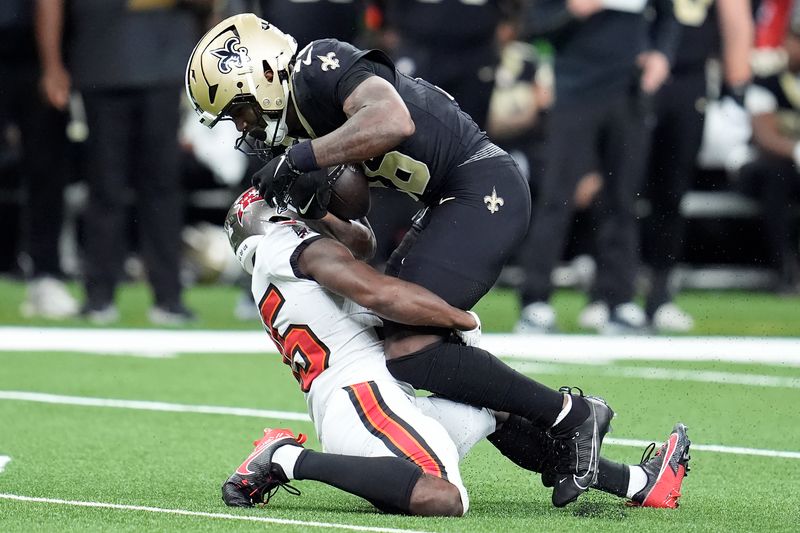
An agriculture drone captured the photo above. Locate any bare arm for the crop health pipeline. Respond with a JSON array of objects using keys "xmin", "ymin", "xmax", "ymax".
[
  {"xmin": 35, "ymin": 0, "xmax": 70, "ymax": 110},
  {"xmin": 309, "ymin": 76, "xmax": 415, "ymax": 167},
  {"xmin": 717, "ymin": 0, "xmax": 753, "ymax": 87},
  {"xmin": 304, "ymin": 215, "xmax": 377, "ymax": 261},
  {"xmin": 298, "ymin": 238, "xmax": 477, "ymax": 331},
  {"xmin": 751, "ymin": 112, "xmax": 796, "ymax": 160}
]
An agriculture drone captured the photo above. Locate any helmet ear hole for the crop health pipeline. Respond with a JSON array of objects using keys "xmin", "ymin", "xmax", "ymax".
[{"xmin": 263, "ymin": 63, "xmax": 275, "ymax": 82}]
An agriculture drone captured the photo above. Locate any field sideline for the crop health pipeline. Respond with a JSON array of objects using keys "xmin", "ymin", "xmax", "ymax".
[{"xmin": 1, "ymin": 324, "xmax": 799, "ymax": 532}]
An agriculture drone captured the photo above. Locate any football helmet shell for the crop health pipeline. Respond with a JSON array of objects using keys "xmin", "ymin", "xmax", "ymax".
[
  {"xmin": 224, "ymin": 187, "xmax": 296, "ymax": 274},
  {"xmin": 185, "ymin": 13, "xmax": 297, "ymax": 141}
]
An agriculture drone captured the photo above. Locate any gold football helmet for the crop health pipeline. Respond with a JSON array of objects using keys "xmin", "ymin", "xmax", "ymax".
[{"xmin": 185, "ymin": 13, "xmax": 297, "ymax": 154}]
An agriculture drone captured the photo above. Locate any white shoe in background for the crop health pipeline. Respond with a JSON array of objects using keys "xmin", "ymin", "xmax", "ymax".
[
  {"xmin": 514, "ymin": 302, "xmax": 557, "ymax": 334},
  {"xmin": 577, "ymin": 301, "xmax": 609, "ymax": 331},
  {"xmin": 602, "ymin": 302, "xmax": 648, "ymax": 335},
  {"xmin": 651, "ymin": 303, "xmax": 695, "ymax": 333},
  {"xmin": 20, "ymin": 277, "xmax": 79, "ymax": 320}
]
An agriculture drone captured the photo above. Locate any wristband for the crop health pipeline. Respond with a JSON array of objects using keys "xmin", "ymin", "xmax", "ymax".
[{"xmin": 287, "ymin": 140, "xmax": 320, "ymax": 173}]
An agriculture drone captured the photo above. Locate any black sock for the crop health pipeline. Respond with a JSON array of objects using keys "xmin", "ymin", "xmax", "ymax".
[
  {"xmin": 486, "ymin": 414, "xmax": 554, "ymax": 473},
  {"xmin": 593, "ymin": 457, "xmax": 630, "ymax": 498},
  {"xmin": 550, "ymin": 394, "xmax": 591, "ymax": 435},
  {"xmin": 386, "ymin": 342, "xmax": 565, "ymax": 429},
  {"xmin": 294, "ymin": 450, "xmax": 423, "ymax": 514}
]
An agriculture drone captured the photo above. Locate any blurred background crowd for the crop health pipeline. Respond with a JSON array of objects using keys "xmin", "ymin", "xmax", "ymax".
[{"xmin": 1, "ymin": 0, "xmax": 799, "ymax": 334}]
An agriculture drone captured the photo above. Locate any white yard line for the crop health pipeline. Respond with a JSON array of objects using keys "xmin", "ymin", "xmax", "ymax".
[
  {"xmin": 509, "ymin": 361, "xmax": 800, "ymax": 388},
  {"xmin": 1, "ymin": 391, "xmax": 798, "ymax": 460},
  {"xmin": 0, "ymin": 493, "xmax": 432, "ymax": 533},
  {"xmin": 0, "ymin": 391, "xmax": 310, "ymax": 422},
  {"xmin": 2, "ymin": 327, "xmax": 800, "ymax": 365}
]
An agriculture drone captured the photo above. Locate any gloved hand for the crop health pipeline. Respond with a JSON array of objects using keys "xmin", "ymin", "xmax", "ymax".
[
  {"xmin": 290, "ymin": 168, "xmax": 332, "ymax": 219},
  {"xmin": 455, "ymin": 310, "xmax": 482, "ymax": 347},
  {"xmin": 252, "ymin": 153, "xmax": 301, "ymax": 208}
]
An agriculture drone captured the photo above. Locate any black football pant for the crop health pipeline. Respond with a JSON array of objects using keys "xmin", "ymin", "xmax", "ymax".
[
  {"xmin": 0, "ymin": 63, "xmax": 70, "ymax": 278},
  {"xmin": 737, "ymin": 155, "xmax": 800, "ymax": 274},
  {"xmin": 81, "ymin": 86, "xmax": 184, "ymax": 307},
  {"xmin": 518, "ymin": 90, "xmax": 652, "ymax": 308},
  {"xmin": 642, "ymin": 69, "xmax": 706, "ymax": 314}
]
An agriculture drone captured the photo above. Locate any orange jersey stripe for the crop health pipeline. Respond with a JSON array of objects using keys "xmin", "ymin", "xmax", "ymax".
[{"xmin": 347, "ymin": 382, "xmax": 446, "ymax": 479}]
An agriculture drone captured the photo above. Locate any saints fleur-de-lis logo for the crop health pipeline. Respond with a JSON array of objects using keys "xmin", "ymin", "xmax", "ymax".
[
  {"xmin": 210, "ymin": 37, "xmax": 250, "ymax": 74},
  {"xmin": 317, "ymin": 52, "xmax": 340, "ymax": 72},
  {"xmin": 484, "ymin": 187, "xmax": 504, "ymax": 214}
]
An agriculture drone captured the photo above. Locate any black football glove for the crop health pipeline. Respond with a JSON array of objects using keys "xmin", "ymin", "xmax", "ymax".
[
  {"xmin": 290, "ymin": 168, "xmax": 332, "ymax": 219},
  {"xmin": 252, "ymin": 154, "xmax": 301, "ymax": 209}
]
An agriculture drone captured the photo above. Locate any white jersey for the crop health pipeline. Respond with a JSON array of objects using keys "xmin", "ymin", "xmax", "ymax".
[
  {"xmin": 249, "ymin": 219, "xmax": 497, "ymax": 513},
  {"xmin": 249, "ymin": 219, "xmax": 394, "ymax": 425}
]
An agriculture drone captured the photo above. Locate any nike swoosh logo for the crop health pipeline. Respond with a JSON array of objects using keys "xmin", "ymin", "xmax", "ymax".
[
  {"xmin": 657, "ymin": 434, "xmax": 679, "ymax": 481},
  {"xmin": 573, "ymin": 401, "xmax": 600, "ymax": 490},
  {"xmin": 301, "ymin": 46, "xmax": 313, "ymax": 66},
  {"xmin": 236, "ymin": 441, "xmax": 270, "ymax": 476},
  {"xmin": 439, "ymin": 196, "xmax": 456, "ymax": 205},
  {"xmin": 298, "ymin": 193, "xmax": 316, "ymax": 215}
]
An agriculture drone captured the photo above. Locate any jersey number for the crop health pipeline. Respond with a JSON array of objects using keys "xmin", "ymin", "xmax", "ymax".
[
  {"xmin": 674, "ymin": 0, "xmax": 713, "ymax": 27},
  {"xmin": 362, "ymin": 151, "xmax": 432, "ymax": 199},
  {"xmin": 259, "ymin": 284, "xmax": 330, "ymax": 392}
]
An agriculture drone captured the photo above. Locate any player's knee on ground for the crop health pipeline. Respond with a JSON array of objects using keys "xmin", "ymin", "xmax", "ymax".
[{"xmin": 408, "ymin": 474, "xmax": 464, "ymax": 517}]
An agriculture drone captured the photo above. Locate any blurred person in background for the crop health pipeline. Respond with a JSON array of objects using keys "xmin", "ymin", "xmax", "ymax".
[
  {"xmin": 515, "ymin": 0, "xmax": 681, "ymax": 335},
  {"xmin": 39, "ymin": 0, "xmax": 212, "ymax": 325},
  {"xmin": 1, "ymin": 0, "xmax": 78, "ymax": 319},
  {"xmin": 257, "ymin": 0, "xmax": 363, "ymax": 49},
  {"xmin": 641, "ymin": 0, "xmax": 753, "ymax": 333},
  {"xmin": 378, "ymin": 0, "xmax": 522, "ymax": 131},
  {"xmin": 739, "ymin": 11, "xmax": 800, "ymax": 294}
]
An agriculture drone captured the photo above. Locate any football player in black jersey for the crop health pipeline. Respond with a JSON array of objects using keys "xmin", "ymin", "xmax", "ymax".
[
  {"xmin": 186, "ymin": 13, "xmax": 612, "ymax": 507},
  {"xmin": 643, "ymin": 0, "xmax": 753, "ymax": 331}
]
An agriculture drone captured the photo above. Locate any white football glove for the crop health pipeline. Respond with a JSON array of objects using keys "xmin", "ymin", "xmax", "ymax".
[{"xmin": 456, "ymin": 311, "xmax": 482, "ymax": 347}]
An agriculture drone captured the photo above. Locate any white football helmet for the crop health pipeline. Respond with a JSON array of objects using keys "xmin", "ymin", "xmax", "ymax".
[
  {"xmin": 224, "ymin": 187, "xmax": 296, "ymax": 274},
  {"xmin": 185, "ymin": 13, "xmax": 297, "ymax": 157}
]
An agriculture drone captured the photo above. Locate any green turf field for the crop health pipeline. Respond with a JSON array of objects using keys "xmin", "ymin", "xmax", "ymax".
[
  {"xmin": 2, "ymin": 277, "xmax": 800, "ymax": 336},
  {"xmin": 1, "ymin": 279, "xmax": 799, "ymax": 531}
]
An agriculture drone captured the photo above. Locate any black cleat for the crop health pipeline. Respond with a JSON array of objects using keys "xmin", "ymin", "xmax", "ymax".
[
  {"xmin": 222, "ymin": 428, "xmax": 306, "ymax": 507},
  {"xmin": 548, "ymin": 387, "xmax": 614, "ymax": 507}
]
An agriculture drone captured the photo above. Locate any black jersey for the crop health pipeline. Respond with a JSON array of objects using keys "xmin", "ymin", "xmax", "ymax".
[
  {"xmin": 290, "ymin": 39, "xmax": 490, "ymax": 204},
  {"xmin": 672, "ymin": 0, "xmax": 720, "ymax": 73}
]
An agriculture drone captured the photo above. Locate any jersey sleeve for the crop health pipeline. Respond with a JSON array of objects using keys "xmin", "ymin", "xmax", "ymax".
[
  {"xmin": 290, "ymin": 39, "xmax": 394, "ymax": 137},
  {"xmin": 253, "ymin": 221, "xmax": 324, "ymax": 281}
]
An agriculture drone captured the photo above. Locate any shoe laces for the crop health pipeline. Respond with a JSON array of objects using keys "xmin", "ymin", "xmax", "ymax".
[
  {"xmin": 253, "ymin": 477, "xmax": 302, "ymax": 506},
  {"xmin": 639, "ymin": 442, "xmax": 658, "ymax": 465},
  {"xmin": 558, "ymin": 386, "xmax": 584, "ymax": 397}
]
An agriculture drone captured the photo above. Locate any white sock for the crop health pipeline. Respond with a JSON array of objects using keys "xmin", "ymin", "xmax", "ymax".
[
  {"xmin": 626, "ymin": 465, "xmax": 648, "ymax": 498},
  {"xmin": 551, "ymin": 393, "xmax": 572, "ymax": 428},
  {"xmin": 271, "ymin": 445, "xmax": 304, "ymax": 480}
]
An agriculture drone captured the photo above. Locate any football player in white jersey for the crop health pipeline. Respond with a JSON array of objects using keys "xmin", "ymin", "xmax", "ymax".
[
  {"xmin": 220, "ymin": 187, "xmax": 693, "ymax": 515},
  {"xmin": 222, "ymin": 187, "xmax": 495, "ymax": 516}
]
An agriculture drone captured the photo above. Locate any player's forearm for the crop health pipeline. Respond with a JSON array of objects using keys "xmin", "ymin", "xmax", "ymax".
[
  {"xmin": 365, "ymin": 278, "xmax": 477, "ymax": 331},
  {"xmin": 718, "ymin": 0, "xmax": 753, "ymax": 87},
  {"xmin": 311, "ymin": 105, "xmax": 414, "ymax": 166}
]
